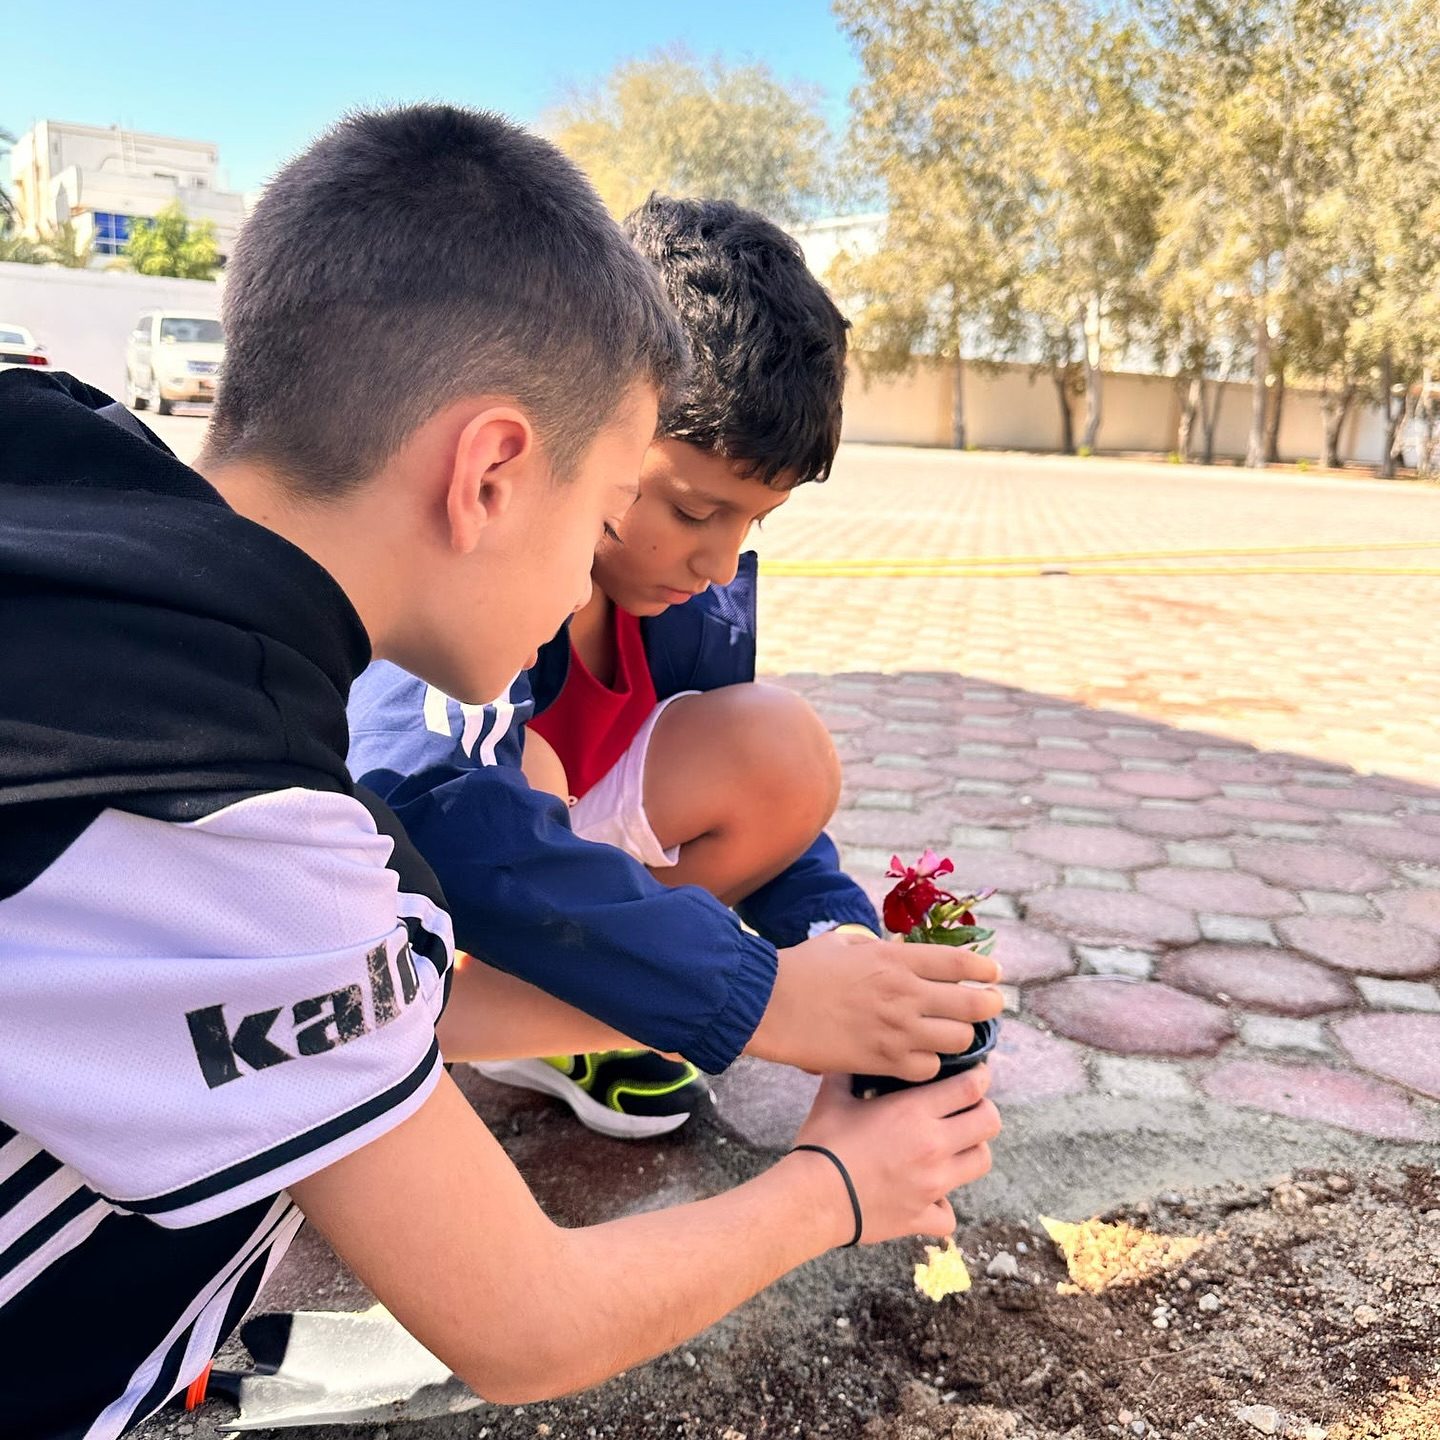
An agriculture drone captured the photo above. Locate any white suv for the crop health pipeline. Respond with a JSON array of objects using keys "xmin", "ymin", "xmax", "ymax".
[{"xmin": 124, "ymin": 312, "xmax": 225, "ymax": 414}]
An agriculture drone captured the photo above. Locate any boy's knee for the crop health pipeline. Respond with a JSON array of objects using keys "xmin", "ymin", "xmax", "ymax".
[{"xmin": 727, "ymin": 685, "xmax": 841, "ymax": 829}]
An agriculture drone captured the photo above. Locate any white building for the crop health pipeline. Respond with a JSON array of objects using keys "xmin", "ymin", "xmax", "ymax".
[{"xmin": 8, "ymin": 120, "xmax": 246, "ymax": 266}]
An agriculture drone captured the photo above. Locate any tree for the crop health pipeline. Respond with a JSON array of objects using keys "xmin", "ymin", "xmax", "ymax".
[
  {"xmin": 1011, "ymin": 0, "xmax": 1169, "ymax": 453},
  {"xmin": 0, "ymin": 220, "xmax": 93, "ymax": 268},
  {"xmin": 1150, "ymin": 0, "xmax": 1371, "ymax": 468},
  {"xmin": 546, "ymin": 49, "xmax": 832, "ymax": 223},
  {"xmin": 123, "ymin": 202, "xmax": 220, "ymax": 279},
  {"xmin": 1349, "ymin": 0, "xmax": 1440, "ymax": 476},
  {"xmin": 832, "ymin": 0, "xmax": 1027, "ymax": 450}
]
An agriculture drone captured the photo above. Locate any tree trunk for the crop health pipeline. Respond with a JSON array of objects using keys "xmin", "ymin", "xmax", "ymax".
[
  {"xmin": 1246, "ymin": 315, "xmax": 1270, "ymax": 469},
  {"xmin": 1053, "ymin": 368, "xmax": 1076, "ymax": 455},
  {"xmin": 1178, "ymin": 375, "xmax": 1202, "ymax": 462},
  {"xmin": 1082, "ymin": 357, "xmax": 1103, "ymax": 453},
  {"xmin": 1200, "ymin": 360, "xmax": 1231, "ymax": 466},
  {"xmin": 1379, "ymin": 350, "xmax": 1404, "ymax": 480},
  {"xmin": 1321, "ymin": 384, "xmax": 1356, "ymax": 470},
  {"xmin": 951, "ymin": 355, "xmax": 967, "ymax": 451},
  {"xmin": 1264, "ymin": 364, "xmax": 1285, "ymax": 464}
]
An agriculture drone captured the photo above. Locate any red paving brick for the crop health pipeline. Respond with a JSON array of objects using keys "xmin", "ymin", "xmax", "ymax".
[
  {"xmin": 986, "ymin": 919, "xmax": 1076, "ymax": 984},
  {"xmin": 1333, "ymin": 1013, "xmax": 1440, "ymax": 1101},
  {"xmin": 1202, "ymin": 1060, "xmax": 1439, "ymax": 1142},
  {"xmin": 1016, "ymin": 823, "xmax": 1166, "ymax": 870},
  {"xmin": 987, "ymin": 1020, "xmax": 1089, "ymax": 1104},
  {"xmin": 1029, "ymin": 976, "xmax": 1233, "ymax": 1056},
  {"xmin": 1275, "ymin": 916, "xmax": 1440, "ymax": 978},
  {"xmin": 1136, "ymin": 866, "xmax": 1303, "ymax": 918},
  {"xmin": 1159, "ymin": 945, "xmax": 1356, "ymax": 1016},
  {"xmin": 1024, "ymin": 888, "xmax": 1202, "ymax": 948},
  {"xmin": 1375, "ymin": 888, "xmax": 1440, "ymax": 935},
  {"xmin": 1231, "ymin": 840, "xmax": 1393, "ymax": 894}
]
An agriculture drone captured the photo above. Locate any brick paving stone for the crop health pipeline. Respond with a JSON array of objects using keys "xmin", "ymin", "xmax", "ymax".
[
  {"xmin": 1076, "ymin": 946, "xmax": 1155, "ymax": 979},
  {"xmin": 1250, "ymin": 821, "xmax": 1332, "ymax": 841},
  {"xmin": 841, "ymin": 764, "xmax": 950, "ymax": 794},
  {"xmin": 1031, "ymin": 718, "xmax": 1108, "ymax": 740},
  {"xmin": 1202, "ymin": 1059, "xmax": 1439, "ymax": 1142},
  {"xmin": 1354, "ymin": 977, "xmax": 1440, "ymax": 1013},
  {"xmin": 711, "ymin": 1057, "xmax": 821, "ymax": 1151},
  {"xmin": 1300, "ymin": 891, "xmax": 1377, "ymax": 918},
  {"xmin": 863, "ymin": 726, "xmax": 957, "ymax": 759},
  {"xmin": 1095, "ymin": 735, "xmax": 1201, "ymax": 763},
  {"xmin": 987, "ymin": 1019, "xmax": 1090, "ymax": 1105},
  {"xmin": 1281, "ymin": 785, "xmax": 1402, "ymax": 814},
  {"xmin": 1333, "ymin": 1013, "xmax": 1440, "ymax": 1100},
  {"xmin": 1019, "ymin": 747, "xmax": 1119, "ymax": 774},
  {"xmin": 1104, "ymin": 771, "xmax": 1222, "ymax": 802},
  {"xmin": 1338, "ymin": 825, "xmax": 1440, "ymax": 866},
  {"xmin": 1276, "ymin": 916, "xmax": 1440, "ymax": 978},
  {"xmin": 1237, "ymin": 1015, "xmax": 1332, "ymax": 1055},
  {"xmin": 1119, "ymin": 806, "xmax": 1238, "ymax": 841},
  {"xmin": 1158, "ymin": 944, "xmax": 1355, "ymax": 1016},
  {"xmin": 1137, "ymin": 866, "xmax": 1303, "ymax": 918},
  {"xmin": 1165, "ymin": 841, "xmax": 1235, "ymax": 869},
  {"xmin": 1024, "ymin": 782, "xmax": 1133, "ymax": 810},
  {"xmin": 1016, "ymin": 823, "xmax": 1165, "ymax": 870},
  {"xmin": 1029, "ymin": 976, "xmax": 1233, "ymax": 1055},
  {"xmin": 1064, "ymin": 867, "xmax": 1133, "ymax": 891},
  {"xmin": 986, "ymin": 919, "xmax": 1075, "ymax": 983},
  {"xmin": 939, "ymin": 754, "xmax": 1043, "ymax": 784},
  {"xmin": 852, "ymin": 790, "xmax": 919, "ymax": 811},
  {"xmin": 954, "ymin": 851, "xmax": 1060, "ymax": 894},
  {"xmin": 1198, "ymin": 914, "xmax": 1279, "ymax": 946},
  {"xmin": 1092, "ymin": 1054, "xmax": 1197, "ymax": 1100},
  {"xmin": 1024, "ymin": 888, "xmax": 1201, "ymax": 948},
  {"xmin": 1375, "ymin": 888, "xmax": 1440, "ymax": 935},
  {"xmin": 1050, "ymin": 806, "xmax": 1128, "ymax": 826},
  {"xmin": 830, "ymin": 807, "xmax": 959, "ymax": 848},
  {"xmin": 1398, "ymin": 863, "xmax": 1440, "ymax": 889},
  {"xmin": 1231, "ymin": 840, "xmax": 1392, "ymax": 894},
  {"xmin": 1192, "ymin": 758, "xmax": 1297, "ymax": 786},
  {"xmin": 1210, "ymin": 797, "xmax": 1329, "ymax": 825},
  {"xmin": 949, "ymin": 796, "xmax": 1039, "ymax": 828}
]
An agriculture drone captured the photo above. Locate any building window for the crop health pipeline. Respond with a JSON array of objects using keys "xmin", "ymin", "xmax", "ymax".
[{"xmin": 93, "ymin": 212, "xmax": 134, "ymax": 256}]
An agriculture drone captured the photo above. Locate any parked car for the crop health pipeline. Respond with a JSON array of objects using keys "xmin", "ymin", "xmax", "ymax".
[
  {"xmin": 124, "ymin": 311, "xmax": 225, "ymax": 414},
  {"xmin": 0, "ymin": 323, "xmax": 50, "ymax": 372}
]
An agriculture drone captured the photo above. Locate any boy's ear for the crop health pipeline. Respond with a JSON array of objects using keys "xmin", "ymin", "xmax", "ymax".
[{"xmin": 446, "ymin": 407, "xmax": 534, "ymax": 555}]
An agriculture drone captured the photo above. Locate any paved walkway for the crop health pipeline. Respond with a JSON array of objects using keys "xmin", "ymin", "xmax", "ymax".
[{"xmin": 710, "ymin": 669, "xmax": 1440, "ymax": 1156}]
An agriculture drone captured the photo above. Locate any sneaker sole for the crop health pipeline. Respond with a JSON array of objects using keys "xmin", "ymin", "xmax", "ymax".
[{"xmin": 473, "ymin": 1059, "xmax": 697, "ymax": 1140}]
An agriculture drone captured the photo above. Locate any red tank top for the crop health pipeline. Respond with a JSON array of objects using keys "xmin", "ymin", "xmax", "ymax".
[{"xmin": 529, "ymin": 607, "xmax": 659, "ymax": 799}]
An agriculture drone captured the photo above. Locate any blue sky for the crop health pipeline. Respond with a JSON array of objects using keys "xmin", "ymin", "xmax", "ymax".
[{"xmin": 6, "ymin": 1, "xmax": 859, "ymax": 195}]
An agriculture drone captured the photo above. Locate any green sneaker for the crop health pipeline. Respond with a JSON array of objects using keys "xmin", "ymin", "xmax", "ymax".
[{"xmin": 474, "ymin": 1050, "xmax": 712, "ymax": 1139}]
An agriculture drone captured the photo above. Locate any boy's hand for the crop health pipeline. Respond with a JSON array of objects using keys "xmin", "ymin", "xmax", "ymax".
[
  {"xmin": 747, "ymin": 928, "xmax": 1003, "ymax": 1080},
  {"xmin": 791, "ymin": 1066, "xmax": 1001, "ymax": 1242}
]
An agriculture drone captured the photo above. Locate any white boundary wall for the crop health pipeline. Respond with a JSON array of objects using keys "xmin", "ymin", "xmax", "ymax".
[
  {"xmin": 0, "ymin": 262, "xmax": 222, "ymax": 400},
  {"xmin": 843, "ymin": 355, "xmax": 1388, "ymax": 466}
]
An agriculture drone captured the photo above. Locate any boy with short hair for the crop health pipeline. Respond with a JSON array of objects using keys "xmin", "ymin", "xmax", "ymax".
[
  {"xmin": 0, "ymin": 107, "xmax": 1000, "ymax": 1437},
  {"xmin": 348, "ymin": 196, "xmax": 999, "ymax": 1135}
]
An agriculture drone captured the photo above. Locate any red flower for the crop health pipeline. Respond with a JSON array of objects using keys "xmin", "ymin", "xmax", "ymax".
[{"xmin": 883, "ymin": 850, "xmax": 958, "ymax": 936}]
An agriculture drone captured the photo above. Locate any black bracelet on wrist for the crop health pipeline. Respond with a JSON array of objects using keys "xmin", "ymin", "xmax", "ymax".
[{"xmin": 789, "ymin": 1143, "xmax": 864, "ymax": 1248}]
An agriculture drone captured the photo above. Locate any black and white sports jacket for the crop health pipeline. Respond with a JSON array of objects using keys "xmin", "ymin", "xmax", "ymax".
[{"xmin": 0, "ymin": 370, "xmax": 454, "ymax": 1438}]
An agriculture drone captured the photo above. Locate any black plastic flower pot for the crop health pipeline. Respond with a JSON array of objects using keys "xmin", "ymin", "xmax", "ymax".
[{"xmin": 850, "ymin": 1016, "xmax": 1001, "ymax": 1100}]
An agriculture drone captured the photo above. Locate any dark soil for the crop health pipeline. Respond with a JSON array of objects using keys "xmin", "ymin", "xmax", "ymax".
[{"xmin": 147, "ymin": 1165, "xmax": 1440, "ymax": 1440}]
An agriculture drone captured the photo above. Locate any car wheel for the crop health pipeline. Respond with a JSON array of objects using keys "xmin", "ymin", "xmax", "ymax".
[
  {"xmin": 151, "ymin": 377, "xmax": 172, "ymax": 416},
  {"xmin": 126, "ymin": 370, "xmax": 144, "ymax": 410}
]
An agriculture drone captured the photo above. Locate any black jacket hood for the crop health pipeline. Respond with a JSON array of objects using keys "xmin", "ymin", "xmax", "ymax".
[{"xmin": 0, "ymin": 369, "xmax": 369, "ymax": 815}]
